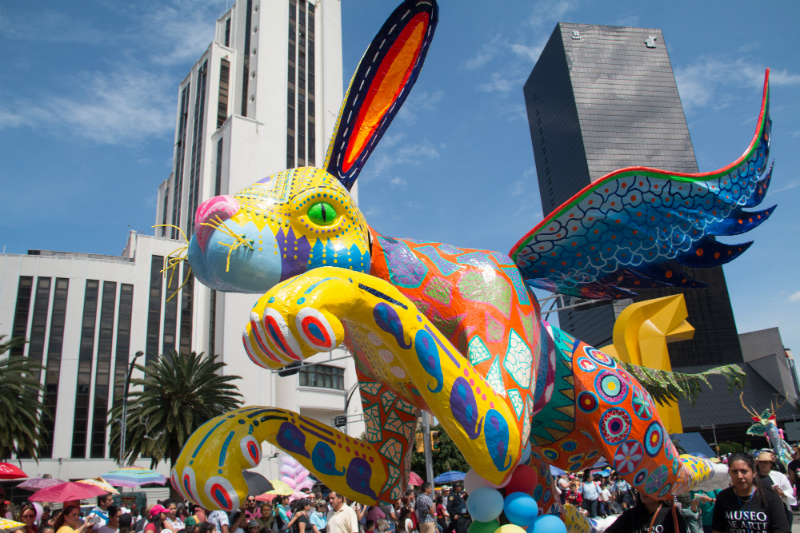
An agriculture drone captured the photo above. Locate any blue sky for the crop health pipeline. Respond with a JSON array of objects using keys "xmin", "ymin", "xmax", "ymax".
[{"xmin": 1, "ymin": 0, "xmax": 798, "ymax": 353}]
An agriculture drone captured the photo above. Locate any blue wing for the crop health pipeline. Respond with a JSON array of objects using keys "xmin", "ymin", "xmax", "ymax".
[{"xmin": 509, "ymin": 70, "xmax": 775, "ymax": 299}]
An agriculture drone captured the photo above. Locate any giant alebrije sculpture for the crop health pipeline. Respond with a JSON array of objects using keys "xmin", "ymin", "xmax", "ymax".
[{"xmin": 168, "ymin": 0, "xmax": 776, "ymax": 525}]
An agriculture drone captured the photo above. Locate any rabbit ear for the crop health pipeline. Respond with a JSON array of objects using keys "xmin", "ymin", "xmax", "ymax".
[{"xmin": 324, "ymin": 0, "xmax": 438, "ymax": 190}]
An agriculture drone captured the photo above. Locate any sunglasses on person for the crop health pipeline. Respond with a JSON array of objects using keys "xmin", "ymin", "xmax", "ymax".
[{"xmin": 23, "ymin": 513, "xmax": 36, "ymax": 519}]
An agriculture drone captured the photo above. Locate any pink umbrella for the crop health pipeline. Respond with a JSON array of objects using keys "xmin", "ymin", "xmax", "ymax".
[
  {"xmin": 408, "ymin": 472, "xmax": 424, "ymax": 486},
  {"xmin": 17, "ymin": 478, "xmax": 67, "ymax": 491},
  {"xmin": 29, "ymin": 482, "xmax": 108, "ymax": 502}
]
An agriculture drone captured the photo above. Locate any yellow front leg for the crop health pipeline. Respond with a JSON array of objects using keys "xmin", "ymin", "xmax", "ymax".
[{"xmin": 244, "ymin": 267, "xmax": 522, "ymax": 485}]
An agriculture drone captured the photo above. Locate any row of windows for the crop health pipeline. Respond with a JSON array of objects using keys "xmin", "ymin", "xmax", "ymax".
[{"xmin": 299, "ymin": 364, "xmax": 344, "ymax": 390}]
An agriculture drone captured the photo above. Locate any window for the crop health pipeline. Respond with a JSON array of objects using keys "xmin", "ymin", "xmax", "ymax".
[
  {"xmin": 215, "ymin": 139, "xmax": 224, "ymax": 196},
  {"xmin": 187, "ymin": 61, "xmax": 208, "ymax": 238},
  {"xmin": 161, "ymin": 185, "xmax": 169, "ymax": 237},
  {"xmin": 163, "ymin": 268, "xmax": 179, "ymax": 352},
  {"xmin": 299, "ymin": 364, "xmax": 344, "ymax": 390},
  {"xmin": 224, "ymin": 17, "xmax": 231, "ymax": 47},
  {"xmin": 241, "ymin": 0, "xmax": 253, "ymax": 116},
  {"xmin": 28, "ymin": 277, "xmax": 52, "ymax": 371},
  {"xmin": 42, "ymin": 278, "xmax": 69, "ymax": 458},
  {"xmin": 171, "ymin": 84, "xmax": 190, "ymax": 239},
  {"xmin": 11, "ymin": 277, "xmax": 33, "ymax": 356},
  {"xmin": 72, "ymin": 280, "xmax": 99, "ymax": 458},
  {"xmin": 209, "ymin": 290, "xmax": 217, "ymax": 356},
  {"xmin": 218, "ymin": 59, "xmax": 230, "ymax": 128},
  {"xmin": 90, "ymin": 281, "xmax": 117, "ymax": 458},
  {"xmin": 113, "ymin": 284, "xmax": 133, "ymax": 407},
  {"xmin": 146, "ymin": 256, "xmax": 164, "ymax": 363},
  {"xmin": 179, "ymin": 270, "xmax": 194, "ymax": 354}
]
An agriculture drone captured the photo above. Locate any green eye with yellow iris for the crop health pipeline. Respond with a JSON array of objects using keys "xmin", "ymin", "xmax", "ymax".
[{"xmin": 307, "ymin": 201, "xmax": 338, "ymax": 226}]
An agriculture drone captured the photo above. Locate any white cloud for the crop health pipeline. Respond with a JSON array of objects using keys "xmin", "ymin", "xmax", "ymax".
[
  {"xmin": 771, "ymin": 180, "xmax": 799, "ymax": 194},
  {"xmin": 140, "ymin": 3, "xmax": 220, "ymax": 66},
  {"xmin": 397, "ymin": 90, "xmax": 445, "ymax": 124},
  {"xmin": 390, "ymin": 177, "xmax": 407, "ymax": 189},
  {"xmin": 615, "ymin": 14, "xmax": 640, "ymax": 27},
  {"xmin": 675, "ymin": 57, "xmax": 800, "ymax": 112},
  {"xmin": 528, "ymin": 0, "xmax": 576, "ymax": 29},
  {"xmin": 0, "ymin": 68, "xmax": 175, "ymax": 145},
  {"xmin": 0, "ymin": 8, "xmax": 110, "ymax": 44},
  {"xmin": 361, "ymin": 140, "xmax": 440, "ymax": 183},
  {"xmin": 510, "ymin": 167, "xmax": 538, "ymax": 197},
  {"xmin": 789, "ymin": 291, "xmax": 800, "ymax": 302}
]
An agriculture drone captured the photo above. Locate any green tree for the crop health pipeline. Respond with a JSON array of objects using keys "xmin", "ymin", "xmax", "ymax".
[
  {"xmin": 108, "ymin": 351, "xmax": 243, "ymax": 469},
  {"xmin": 0, "ymin": 335, "xmax": 52, "ymax": 461},
  {"xmin": 411, "ymin": 424, "xmax": 471, "ymax": 479}
]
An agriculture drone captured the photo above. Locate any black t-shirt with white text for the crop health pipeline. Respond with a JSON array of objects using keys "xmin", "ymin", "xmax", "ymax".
[
  {"xmin": 606, "ymin": 503, "xmax": 686, "ymax": 533},
  {"xmin": 711, "ymin": 486, "xmax": 790, "ymax": 533}
]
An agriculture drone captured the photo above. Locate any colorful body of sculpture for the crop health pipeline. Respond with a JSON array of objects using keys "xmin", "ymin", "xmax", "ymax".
[{"xmin": 167, "ymin": 0, "xmax": 776, "ymax": 519}]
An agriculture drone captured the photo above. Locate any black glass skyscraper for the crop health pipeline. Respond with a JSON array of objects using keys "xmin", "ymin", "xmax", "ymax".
[{"xmin": 523, "ymin": 23, "xmax": 743, "ymax": 367}]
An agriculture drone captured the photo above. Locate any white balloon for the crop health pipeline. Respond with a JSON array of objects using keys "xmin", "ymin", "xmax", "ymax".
[
  {"xmin": 464, "ymin": 469, "xmax": 492, "ymax": 493},
  {"xmin": 519, "ymin": 441, "xmax": 532, "ymax": 466}
]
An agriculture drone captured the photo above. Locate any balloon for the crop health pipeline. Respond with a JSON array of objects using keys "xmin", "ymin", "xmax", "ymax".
[
  {"xmin": 504, "ymin": 493, "xmax": 539, "ymax": 527},
  {"xmin": 530, "ymin": 516, "xmax": 566, "ymax": 533},
  {"xmin": 468, "ymin": 520, "xmax": 500, "ymax": 533},
  {"xmin": 519, "ymin": 442, "xmax": 531, "ymax": 466},
  {"xmin": 464, "ymin": 469, "xmax": 493, "ymax": 494},
  {"xmin": 504, "ymin": 465, "xmax": 538, "ymax": 495},
  {"xmin": 496, "ymin": 525, "xmax": 526, "ymax": 533},
  {"xmin": 466, "ymin": 487, "xmax": 505, "ymax": 522}
]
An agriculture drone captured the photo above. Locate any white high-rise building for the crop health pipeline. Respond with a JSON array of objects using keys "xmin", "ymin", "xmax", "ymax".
[{"xmin": 0, "ymin": 0, "xmax": 363, "ymax": 485}]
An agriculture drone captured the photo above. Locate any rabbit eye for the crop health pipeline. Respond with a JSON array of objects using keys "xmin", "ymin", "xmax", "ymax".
[{"xmin": 307, "ymin": 201, "xmax": 337, "ymax": 226}]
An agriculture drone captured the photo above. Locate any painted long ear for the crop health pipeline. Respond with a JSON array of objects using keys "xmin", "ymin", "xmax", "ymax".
[{"xmin": 324, "ymin": 0, "xmax": 438, "ymax": 190}]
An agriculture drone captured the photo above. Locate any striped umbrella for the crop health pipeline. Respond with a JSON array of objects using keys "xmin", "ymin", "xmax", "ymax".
[
  {"xmin": 77, "ymin": 478, "xmax": 119, "ymax": 494},
  {"xmin": 100, "ymin": 467, "xmax": 168, "ymax": 488}
]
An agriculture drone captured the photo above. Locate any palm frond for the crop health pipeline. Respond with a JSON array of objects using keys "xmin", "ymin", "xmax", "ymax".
[
  {"xmin": 616, "ymin": 360, "xmax": 746, "ymax": 407},
  {"xmin": 0, "ymin": 335, "xmax": 52, "ymax": 462},
  {"xmin": 108, "ymin": 351, "xmax": 243, "ymax": 468}
]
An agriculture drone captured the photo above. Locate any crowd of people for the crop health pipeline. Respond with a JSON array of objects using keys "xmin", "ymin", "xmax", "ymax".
[
  {"xmin": 4, "ymin": 447, "xmax": 800, "ymax": 533},
  {"xmin": 557, "ymin": 448, "xmax": 799, "ymax": 533}
]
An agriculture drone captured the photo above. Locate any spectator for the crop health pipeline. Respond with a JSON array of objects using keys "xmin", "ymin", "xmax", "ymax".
[
  {"xmin": 711, "ymin": 452, "xmax": 790, "ymax": 533},
  {"xmin": 54, "ymin": 506, "xmax": 91, "ymax": 533},
  {"xmin": 41, "ymin": 527, "xmax": 55, "ymax": 533},
  {"xmin": 398, "ymin": 510, "xmax": 414, "ymax": 533},
  {"xmin": 557, "ymin": 477, "xmax": 569, "ymax": 505},
  {"xmin": 580, "ymin": 475, "xmax": 600, "ymax": 518},
  {"xmin": 309, "ymin": 502, "xmax": 327, "ymax": 533},
  {"xmin": 257, "ymin": 502, "xmax": 276, "ymax": 532},
  {"xmin": 326, "ymin": 493, "xmax": 358, "ymax": 533},
  {"xmin": 286, "ymin": 500, "xmax": 313, "ymax": 533},
  {"xmin": 89, "ymin": 496, "xmax": 115, "ymax": 529},
  {"xmin": 208, "ymin": 509, "xmax": 231, "ymax": 533},
  {"xmin": 119, "ymin": 515, "xmax": 133, "ymax": 533},
  {"xmin": 244, "ymin": 497, "xmax": 261, "ymax": 522},
  {"xmin": 787, "ymin": 446, "xmax": 800, "ymax": 497},
  {"xmin": 163, "ymin": 501, "xmax": 184, "ymax": 531},
  {"xmin": 18, "ymin": 503, "xmax": 39, "ymax": 533},
  {"xmin": 97, "ymin": 507, "xmax": 122, "ymax": 533},
  {"xmin": 434, "ymin": 497, "xmax": 448, "ymax": 533},
  {"xmin": 755, "ymin": 451, "xmax": 795, "ymax": 526},
  {"xmin": 415, "ymin": 483, "xmax": 435, "ymax": 533},
  {"xmin": 198, "ymin": 524, "xmax": 216, "ymax": 533},
  {"xmin": 245, "ymin": 520, "xmax": 261, "ymax": 533},
  {"xmin": 606, "ymin": 493, "xmax": 686, "ymax": 533}
]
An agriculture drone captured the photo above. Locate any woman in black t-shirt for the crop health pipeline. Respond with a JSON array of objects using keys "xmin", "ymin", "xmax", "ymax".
[
  {"xmin": 711, "ymin": 453, "xmax": 790, "ymax": 533},
  {"xmin": 606, "ymin": 492, "xmax": 686, "ymax": 533},
  {"xmin": 287, "ymin": 500, "xmax": 314, "ymax": 533}
]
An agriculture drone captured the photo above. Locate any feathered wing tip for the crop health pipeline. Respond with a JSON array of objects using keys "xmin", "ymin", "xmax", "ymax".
[{"xmin": 511, "ymin": 70, "xmax": 777, "ymax": 299}]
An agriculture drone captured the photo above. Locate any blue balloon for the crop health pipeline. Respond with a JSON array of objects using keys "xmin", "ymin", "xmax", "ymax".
[
  {"xmin": 466, "ymin": 487, "xmax": 505, "ymax": 522},
  {"xmin": 530, "ymin": 515, "xmax": 566, "ymax": 533},
  {"xmin": 504, "ymin": 492, "xmax": 539, "ymax": 527}
]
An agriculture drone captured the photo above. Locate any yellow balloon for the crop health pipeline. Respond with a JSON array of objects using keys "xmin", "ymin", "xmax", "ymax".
[{"xmin": 496, "ymin": 525, "xmax": 528, "ymax": 533}]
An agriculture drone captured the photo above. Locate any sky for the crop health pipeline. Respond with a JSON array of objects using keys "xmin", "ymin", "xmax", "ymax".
[{"xmin": 1, "ymin": 0, "xmax": 799, "ymax": 354}]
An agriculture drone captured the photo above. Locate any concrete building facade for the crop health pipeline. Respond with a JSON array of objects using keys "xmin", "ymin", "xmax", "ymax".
[{"xmin": 0, "ymin": 0, "xmax": 364, "ymax": 483}]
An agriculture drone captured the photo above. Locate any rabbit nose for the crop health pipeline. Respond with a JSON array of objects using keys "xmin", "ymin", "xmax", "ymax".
[{"xmin": 194, "ymin": 195, "xmax": 240, "ymax": 251}]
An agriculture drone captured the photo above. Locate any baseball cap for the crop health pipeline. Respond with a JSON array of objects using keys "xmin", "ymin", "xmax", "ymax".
[
  {"xmin": 247, "ymin": 521, "xmax": 259, "ymax": 529},
  {"xmin": 150, "ymin": 505, "xmax": 168, "ymax": 518},
  {"xmin": 185, "ymin": 518, "xmax": 198, "ymax": 527}
]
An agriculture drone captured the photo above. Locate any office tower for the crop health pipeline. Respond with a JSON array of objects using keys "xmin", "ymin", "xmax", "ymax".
[
  {"xmin": 0, "ymin": 0, "xmax": 364, "ymax": 481},
  {"xmin": 523, "ymin": 23, "xmax": 743, "ymax": 367}
]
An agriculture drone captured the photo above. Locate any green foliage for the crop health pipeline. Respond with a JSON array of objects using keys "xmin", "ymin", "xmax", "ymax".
[
  {"xmin": 718, "ymin": 443, "xmax": 735, "ymax": 455},
  {"xmin": 108, "ymin": 351, "xmax": 243, "ymax": 468},
  {"xmin": 744, "ymin": 441, "xmax": 752, "ymax": 450},
  {"xmin": 411, "ymin": 424, "xmax": 470, "ymax": 479},
  {"xmin": 615, "ymin": 360, "xmax": 746, "ymax": 407},
  {"xmin": 0, "ymin": 335, "xmax": 52, "ymax": 462}
]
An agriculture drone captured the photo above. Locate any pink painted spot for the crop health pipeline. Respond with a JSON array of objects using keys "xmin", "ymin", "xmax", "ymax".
[
  {"xmin": 346, "ymin": 446, "xmax": 350, "ymax": 452},
  {"xmin": 338, "ymin": 443, "xmax": 342, "ymax": 448},
  {"xmin": 464, "ymin": 369, "xmax": 469, "ymax": 377},
  {"xmin": 490, "ymin": 402, "xmax": 494, "ymax": 408},
  {"xmin": 482, "ymin": 395, "xmax": 486, "ymax": 401},
  {"xmin": 476, "ymin": 387, "xmax": 481, "ymax": 394},
  {"xmin": 369, "ymin": 457, "xmax": 374, "ymax": 463},
  {"xmin": 469, "ymin": 379, "xmax": 474, "ymax": 386}
]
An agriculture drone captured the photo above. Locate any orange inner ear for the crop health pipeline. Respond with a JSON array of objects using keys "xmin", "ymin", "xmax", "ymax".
[{"xmin": 343, "ymin": 12, "xmax": 429, "ymax": 173}]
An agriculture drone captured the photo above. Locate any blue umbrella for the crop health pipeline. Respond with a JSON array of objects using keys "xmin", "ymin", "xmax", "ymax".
[
  {"xmin": 434, "ymin": 471, "xmax": 466, "ymax": 484},
  {"xmin": 549, "ymin": 465, "xmax": 566, "ymax": 476}
]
